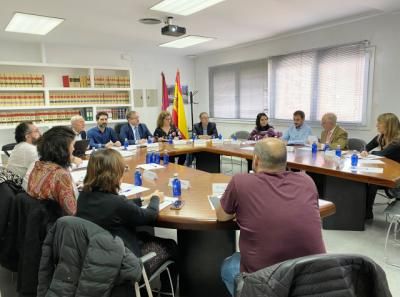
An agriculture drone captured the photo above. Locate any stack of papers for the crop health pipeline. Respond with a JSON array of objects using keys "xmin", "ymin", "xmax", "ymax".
[
  {"xmin": 137, "ymin": 163, "xmax": 165, "ymax": 170},
  {"xmin": 119, "ymin": 183, "xmax": 149, "ymax": 196}
]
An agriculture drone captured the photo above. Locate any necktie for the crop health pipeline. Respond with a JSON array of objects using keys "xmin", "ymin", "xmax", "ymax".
[{"xmin": 134, "ymin": 126, "xmax": 140, "ymax": 141}]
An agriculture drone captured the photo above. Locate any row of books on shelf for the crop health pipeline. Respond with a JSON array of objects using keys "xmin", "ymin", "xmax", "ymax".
[
  {"xmin": 98, "ymin": 108, "xmax": 129, "ymax": 120},
  {"xmin": 0, "ymin": 109, "xmax": 81, "ymax": 125},
  {"xmin": 0, "ymin": 92, "xmax": 44, "ymax": 106},
  {"xmin": 0, "ymin": 73, "xmax": 45, "ymax": 87},
  {"xmin": 94, "ymin": 76, "xmax": 130, "ymax": 88},
  {"xmin": 62, "ymin": 75, "xmax": 90, "ymax": 87},
  {"xmin": 49, "ymin": 92, "xmax": 130, "ymax": 105}
]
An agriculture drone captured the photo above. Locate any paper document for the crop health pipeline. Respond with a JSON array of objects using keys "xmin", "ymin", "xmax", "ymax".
[
  {"xmin": 240, "ymin": 146, "xmax": 254, "ymax": 151},
  {"xmin": 71, "ymin": 160, "xmax": 89, "ymax": 170},
  {"xmin": 208, "ymin": 195, "xmax": 222, "ymax": 210},
  {"xmin": 117, "ymin": 150, "xmax": 136, "ymax": 157},
  {"xmin": 359, "ymin": 160, "xmax": 384, "ymax": 165},
  {"xmin": 168, "ymin": 178, "xmax": 191, "ymax": 189},
  {"xmin": 112, "ymin": 145, "xmax": 137, "ymax": 151},
  {"xmin": 71, "ymin": 170, "xmax": 87, "ymax": 183},
  {"xmin": 212, "ymin": 183, "xmax": 228, "ymax": 195},
  {"xmin": 137, "ymin": 163, "xmax": 165, "ymax": 170},
  {"xmin": 142, "ymin": 196, "xmax": 178, "ymax": 211},
  {"xmin": 119, "ymin": 183, "xmax": 149, "ymax": 196},
  {"xmin": 318, "ymin": 199, "xmax": 331, "ymax": 207}
]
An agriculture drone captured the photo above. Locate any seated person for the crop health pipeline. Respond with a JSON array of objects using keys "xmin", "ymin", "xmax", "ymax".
[
  {"xmin": 216, "ymin": 138, "xmax": 326, "ymax": 296},
  {"xmin": 119, "ymin": 111, "xmax": 152, "ymax": 145},
  {"xmin": 7, "ymin": 121, "xmax": 41, "ymax": 177},
  {"xmin": 320, "ymin": 112, "xmax": 348, "ymax": 149},
  {"xmin": 76, "ymin": 149, "xmax": 178, "ymax": 294},
  {"xmin": 361, "ymin": 113, "xmax": 400, "ymax": 219},
  {"xmin": 282, "ymin": 110, "xmax": 312, "ymax": 145},
  {"xmin": 248, "ymin": 113, "xmax": 280, "ymax": 140},
  {"xmin": 25, "ymin": 126, "xmax": 78, "ymax": 215},
  {"xmin": 154, "ymin": 111, "xmax": 186, "ymax": 165},
  {"xmin": 193, "ymin": 112, "xmax": 218, "ymax": 139},
  {"xmin": 87, "ymin": 111, "xmax": 121, "ymax": 148},
  {"xmin": 70, "ymin": 115, "xmax": 87, "ymax": 141}
]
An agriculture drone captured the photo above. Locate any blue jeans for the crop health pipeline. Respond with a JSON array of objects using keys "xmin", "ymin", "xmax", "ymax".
[{"xmin": 221, "ymin": 252, "xmax": 241, "ymax": 296}]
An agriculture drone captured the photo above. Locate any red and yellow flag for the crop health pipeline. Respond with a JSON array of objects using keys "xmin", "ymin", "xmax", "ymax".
[{"xmin": 172, "ymin": 70, "xmax": 188, "ymax": 139}]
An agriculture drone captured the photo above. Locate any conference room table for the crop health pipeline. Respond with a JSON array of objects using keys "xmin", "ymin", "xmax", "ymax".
[
  {"xmin": 115, "ymin": 143, "xmax": 336, "ymax": 297},
  {"xmin": 159, "ymin": 139, "xmax": 400, "ymax": 231}
]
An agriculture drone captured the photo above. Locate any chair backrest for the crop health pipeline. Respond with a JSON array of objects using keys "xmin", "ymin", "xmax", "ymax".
[
  {"xmin": 235, "ymin": 253, "xmax": 392, "ymax": 297},
  {"xmin": 2, "ymin": 143, "xmax": 16, "ymax": 157},
  {"xmin": 348, "ymin": 138, "xmax": 366, "ymax": 151},
  {"xmin": 232, "ymin": 131, "xmax": 250, "ymax": 140},
  {"xmin": 113, "ymin": 123, "xmax": 125, "ymax": 140}
]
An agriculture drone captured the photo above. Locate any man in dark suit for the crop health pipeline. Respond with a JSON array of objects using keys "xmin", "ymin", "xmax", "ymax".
[
  {"xmin": 119, "ymin": 111, "xmax": 152, "ymax": 144},
  {"xmin": 71, "ymin": 115, "xmax": 86, "ymax": 140},
  {"xmin": 193, "ymin": 112, "xmax": 218, "ymax": 139}
]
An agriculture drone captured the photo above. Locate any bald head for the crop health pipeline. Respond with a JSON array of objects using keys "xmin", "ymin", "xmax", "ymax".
[{"xmin": 253, "ymin": 138, "xmax": 287, "ymax": 172}]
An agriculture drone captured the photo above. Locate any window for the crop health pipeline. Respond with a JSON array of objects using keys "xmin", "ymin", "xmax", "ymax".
[
  {"xmin": 268, "ymin": 42, "xmax": 371, "ymax": 124},
  {"xmin": 209, "ymin": 59, "xmax": 267, "ymax": 119}
]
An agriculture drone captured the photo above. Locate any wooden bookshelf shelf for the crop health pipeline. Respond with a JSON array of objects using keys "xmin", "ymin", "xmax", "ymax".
[{"xmin": 0, "ymin": 61, "xmax": 133, "ymax": 127}]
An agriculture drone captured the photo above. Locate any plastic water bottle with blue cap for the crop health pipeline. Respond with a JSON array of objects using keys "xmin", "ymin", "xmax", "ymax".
[
  {"xmin": 311, "ymin": 141, "xmax": 318, "ymax": 154},
  {"xmin": 123, "ymin": 138, "xmax": 129, "ymax": 150},
  {"xmin": 335, "ymin": 145, "xmax": 342, "ymax": 157},
  {"xmin": 154, "ymin": 152, "xmax": 160, "ymax": 164},
  {"xmin": 134, "ymin": 168, "xmax": 142, "ymax": 186},
  {"xmin": 147, "ymin": 136, "xmax": 152, "ymax": 144},
  {"xmin": 218, "ymin": 133, "xmax": 222, "ymax": 140},
  {"xmin": 168, "ymin": 135, "xmax": 173, "ymax": 144},
  {"xmin": 163, "ymin": 150, "xmax": 169, "ymax": 165},
  {"xmin": 351, "ymin": 151, "xmax": 359, "ymax": 167},
  {"xmin": 172, "ymin": 173, "xmax": 181, "ymax": 197}
]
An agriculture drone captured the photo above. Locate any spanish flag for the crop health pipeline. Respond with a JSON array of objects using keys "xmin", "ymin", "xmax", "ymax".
[{"xmin": 172, "ymin": 70, "xmax": 189, "ymax": 139}]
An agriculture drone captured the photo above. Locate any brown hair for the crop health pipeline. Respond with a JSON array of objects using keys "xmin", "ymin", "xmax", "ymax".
[
  {"xmin": 83, "ymin": 149, "xmax": 125, "ymax": 194},
  {"xmin": 157, "ymin": 110, "xmax": 172, "ymax": 129},
  {"xmin": 377, "ymin": 113, "xmax": 400, "ymax": 148}
]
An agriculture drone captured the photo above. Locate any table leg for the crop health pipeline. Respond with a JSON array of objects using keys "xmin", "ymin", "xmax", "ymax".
[
  {"xmin": 195, "ymin": 152, "xmax": 221, "ymax": 173},
  {"xmin": 322, "ymin": 175, "xmax": 366, "ymax": 231},
  {"xmin": 177, "ymin": 229, "xmax": 235, "ymax": 297}
]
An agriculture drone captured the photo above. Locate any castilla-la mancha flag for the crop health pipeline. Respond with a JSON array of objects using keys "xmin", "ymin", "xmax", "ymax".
[{"xmin": 172, "ymin": 70, "xmax": 188, "ymax": 139}]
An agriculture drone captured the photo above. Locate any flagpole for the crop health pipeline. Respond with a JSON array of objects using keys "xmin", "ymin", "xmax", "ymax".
[{"xmin": 190, "ymin": 91, "xmax": 194, "ymax": 134}]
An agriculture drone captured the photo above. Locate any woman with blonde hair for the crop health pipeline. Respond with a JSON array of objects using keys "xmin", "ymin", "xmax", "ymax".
[
  {"xmin": 76, "ymin": 149, "xmax": 178, "ymax": 294},
  {"xmin": 362, "ymin": 113, "xmax": 400, "ymax": 219}
]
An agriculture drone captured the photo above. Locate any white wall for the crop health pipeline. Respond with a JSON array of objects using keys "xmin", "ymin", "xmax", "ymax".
[
  {"xmin": 194, "ymin": 12, "xmax": 400, "ymax": 141},
  {"xmin": 0, "ymin": 42, "xmax": 195, "ymax": 147}
]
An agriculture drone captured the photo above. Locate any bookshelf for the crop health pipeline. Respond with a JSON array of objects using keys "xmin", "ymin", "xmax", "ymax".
[{"xmin": 0, "ymin": 61, "xmax": 133, "ymax": 129}]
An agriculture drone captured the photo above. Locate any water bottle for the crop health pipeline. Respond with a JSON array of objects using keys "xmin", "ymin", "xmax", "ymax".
[
  {"xmin": 232, "ymin": 134, "xmax": 237, "ymax": 141},
  {"xmin": 154, "ymin": 152, "xmax": 160, "ymax": 164},
  {"xmin": 123, "ymin": 138, "xmax": 129, "ymax": 150},
  {"xmin": 163, "ymin": 150, "xmax": 169, "ymax": 165},
  {"xmin": 311, "ymin": 142, "xmax": 318, "ymax": 154},
  {"xmin": 218, "ymin": 133, "xmax": 222, "ymax": 140},
  {"xmin": 134, "ymin": 168, "xmax": 142, "ymax": 186},
  {"xmin": 351, "ymin": 151, "xmax": 359, "ymax": 167},
  {"xmin": 150, "ymin": 152, "xmax": 155, "ymax": 163},
  {"xmin": 335, "ymin": 145, "xmax": 342, "ymax": 157},
  {"xmin": 146, "ymin": 152, "xmax": 151, "ymax": 163},
  {"xmin": 168, "ymin": 135, "xmax": 173, "ymax": 144},
  {"xmin": 192, "ymin": 133, "xmax": 196, "ymax": 141},
  {"xmin": 324, "ymin": 142, "xmax": 329, "ymax": 152},
  {"xmin": 147, "ymin": 136, "xmax": 152, "ymax": 144},
  {"xmin": 172, "ymin": 173, "xmax": 181, "ymax": 197}
]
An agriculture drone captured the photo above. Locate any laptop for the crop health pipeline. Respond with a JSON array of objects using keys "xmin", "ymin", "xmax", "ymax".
[{"xmin": 73, "ymin": 139, "xmax": 90, "ymax": 156}]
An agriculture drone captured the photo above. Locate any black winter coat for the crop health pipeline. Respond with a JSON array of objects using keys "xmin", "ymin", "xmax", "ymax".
[
  {"xmin": 37, "ymin": 216, "xmax": 142, "ymax": 297},
  {"xmin": 236, "ymin": 254, "xmax": 392, "ymax": 297}
]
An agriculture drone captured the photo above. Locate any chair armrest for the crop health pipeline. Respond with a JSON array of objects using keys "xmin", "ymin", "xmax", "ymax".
[{"xmin": 141, "ymin": 252, "xmax": 157, "ymax": 263}]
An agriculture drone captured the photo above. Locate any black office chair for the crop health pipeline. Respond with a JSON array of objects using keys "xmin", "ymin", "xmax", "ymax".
[
  {"xmin": 113, "ymin": 123, "xmax": 125, "ymax": 141},
  {"xmin": 348, "ymin": 138, "xmax": 367, "ymax": 151},
  {"xmin": 2, "ymin": 143, "xmax": 16, "ymax": 157}
]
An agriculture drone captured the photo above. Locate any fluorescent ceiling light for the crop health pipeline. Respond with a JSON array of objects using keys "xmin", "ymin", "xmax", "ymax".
[
  {"xmin": 5, "ymin": 12, "xmax": 64, "ymax": 35},
  {"xmin": 160, "ymin": 35, "xmax": 213, "ymax": 48},
  {"xmin": 151, "ymin": 0, "xmax": 225, "ymax": 16}
]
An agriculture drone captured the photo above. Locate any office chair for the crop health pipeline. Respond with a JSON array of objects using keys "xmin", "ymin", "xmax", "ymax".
[
  {"xmin": 135, "ymin": 252, "xmax": 175, "ymax": 297},
  {"xmin": 1, "ymin": 143, "xmax": 16, "ymax": 157}
]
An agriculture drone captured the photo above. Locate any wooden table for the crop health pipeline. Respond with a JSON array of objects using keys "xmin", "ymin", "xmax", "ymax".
[
  {"xmin": 161, "ymin": 141, "xmax": 400, "ymax": 231},
  {"xmin": 118, "ymin": 145, "xmax": 336, "ymax": 297}
]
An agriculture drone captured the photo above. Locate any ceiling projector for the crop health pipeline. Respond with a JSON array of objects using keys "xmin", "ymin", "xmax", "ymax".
[{"xmin": 161, "ymin": 17, "xmax": 186, "ymax": 37}]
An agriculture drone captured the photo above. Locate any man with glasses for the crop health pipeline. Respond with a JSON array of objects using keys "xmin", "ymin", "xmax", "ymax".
[
  {"xmin": 119, "ymin": 111, "xmax": 152, "ymax": 144},
  {"xmin": 7, "ymin": 121, "xmax": 41, "ymax": 177}
]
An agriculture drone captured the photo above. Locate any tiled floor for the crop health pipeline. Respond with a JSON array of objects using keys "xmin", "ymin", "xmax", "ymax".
[{"xmin": 1, "ymin": 158, "xmax": 399, "ymax": 296}]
